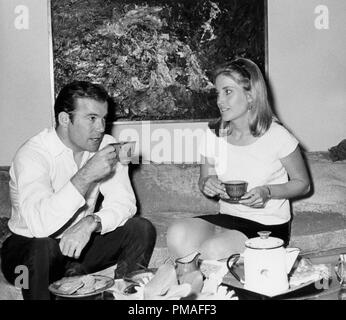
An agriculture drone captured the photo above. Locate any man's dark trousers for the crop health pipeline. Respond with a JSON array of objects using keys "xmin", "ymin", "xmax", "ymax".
[{"xmin": 1, "ymin": 217, "xmax": 156, "ymax": 300}]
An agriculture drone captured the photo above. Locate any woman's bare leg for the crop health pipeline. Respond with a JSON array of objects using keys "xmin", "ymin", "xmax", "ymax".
[
  {"xmin": 199, "ymin": 228, "xmax": 248, "ymax": 260},
  {"xmin": 167, "ymin": 218, "xmax": 248, "ymax": 260},
  {"xmin": 166, "ymin": 218, "xmax": 215, "ymax": 259}
]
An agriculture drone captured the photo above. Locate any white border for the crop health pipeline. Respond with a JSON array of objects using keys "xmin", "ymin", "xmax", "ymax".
[{"xmin": 47, "ymin": 0, "xmax": 55, "ymax": 126}]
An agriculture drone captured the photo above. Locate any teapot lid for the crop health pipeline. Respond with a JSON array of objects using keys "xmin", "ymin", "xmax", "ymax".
[{"xmin": 245, "ymin": 231, "xmax": 284, "ymax": 249}]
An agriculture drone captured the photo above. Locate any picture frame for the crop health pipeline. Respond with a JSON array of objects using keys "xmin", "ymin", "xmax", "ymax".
[{"xmin": 51, "ymin": 0, "xmax": 266, "ymax": 122}]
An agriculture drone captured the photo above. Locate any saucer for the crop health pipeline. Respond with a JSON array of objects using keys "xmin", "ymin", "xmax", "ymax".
[{"xmin": 221, "ymin": 198, "xmax": 240, "ymax": 204}]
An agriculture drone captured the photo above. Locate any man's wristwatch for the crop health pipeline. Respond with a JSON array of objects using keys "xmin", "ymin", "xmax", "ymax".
[{"xmin": 92, "ymin": 214, "xmax": 102, "ymax": 233}]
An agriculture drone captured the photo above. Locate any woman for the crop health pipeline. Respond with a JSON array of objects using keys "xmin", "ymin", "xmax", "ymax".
[{"xmin": 167, "ymin": 58, "xmax": 310, "ymax": 260}]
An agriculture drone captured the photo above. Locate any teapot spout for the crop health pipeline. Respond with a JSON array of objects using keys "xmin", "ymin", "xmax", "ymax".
[{"xmin": 285, "ymin": 248, "xmax": 300, "ymax": 273}]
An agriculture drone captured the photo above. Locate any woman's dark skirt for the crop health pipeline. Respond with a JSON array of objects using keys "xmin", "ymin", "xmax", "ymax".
[{"xmin": 196, "ymin": 213, "xmax": 291, "ymax": 247}]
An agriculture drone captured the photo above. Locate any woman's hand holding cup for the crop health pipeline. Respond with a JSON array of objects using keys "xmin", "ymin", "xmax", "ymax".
[
  {"xmin": 200, "ymin": 178, "xmax": 271, "ymax": 207},
  {"xmin": 199, "ymin": 176, "xmax": 229, "ymax": 199},
  {"xmin": 238, "ymin": 186, "xmax": 271, "ymax": 208}
]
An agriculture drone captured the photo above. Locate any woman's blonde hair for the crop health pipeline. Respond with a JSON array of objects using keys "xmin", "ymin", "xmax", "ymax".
[{"xmin": 209, "ymin": 58, "xmax": 275, "ymax": 137}]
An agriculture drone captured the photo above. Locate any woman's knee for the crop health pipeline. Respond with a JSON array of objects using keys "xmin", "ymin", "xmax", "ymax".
[
  {"xmin": 167, "ymin": 218, "xmax": 214, "ymax": 257},
  {"xmin": 166, "ymin": 219, "xmax": 191, "ymax": 249}
]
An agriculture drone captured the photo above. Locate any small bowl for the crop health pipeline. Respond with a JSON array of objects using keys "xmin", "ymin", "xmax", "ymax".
[{"xmin": 223, "ymin": 180, "xmax": 248, "ymax": 201}]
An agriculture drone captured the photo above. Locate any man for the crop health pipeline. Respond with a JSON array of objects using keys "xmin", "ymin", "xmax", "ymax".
[{"xmin": 0, "ymin": 81, "xmax": 156, "ymax": 300}]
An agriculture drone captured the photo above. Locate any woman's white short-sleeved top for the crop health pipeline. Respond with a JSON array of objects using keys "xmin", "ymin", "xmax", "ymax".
[{"xmin": 198, "ymin": 121, "xmax": 299, "ymax": 225}]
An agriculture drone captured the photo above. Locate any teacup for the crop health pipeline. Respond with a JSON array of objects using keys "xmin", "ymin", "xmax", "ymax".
[
  {"xmin": 223, "ymin": 180, "xmax": 248, "ymax": 202},
  {"xmin": 110, "ymin": 141, "xmax": 136, "ymax": 164}
]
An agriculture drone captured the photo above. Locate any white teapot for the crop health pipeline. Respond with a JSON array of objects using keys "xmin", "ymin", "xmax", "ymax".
[{"xmin": 242, "ymin": 231, "xmax": 299, "ymax": 296}]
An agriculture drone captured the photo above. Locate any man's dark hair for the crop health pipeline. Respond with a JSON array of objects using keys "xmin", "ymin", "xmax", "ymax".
[{"xmin": 54, "ymin": 80, "xmax": 110, "ymax": 126}]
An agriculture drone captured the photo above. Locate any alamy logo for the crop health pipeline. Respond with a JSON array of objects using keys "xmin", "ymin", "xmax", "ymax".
[
  {"xmin": 14, "ymin": 5, "xmax": 29, "ymax": 30},
  {"xmin": 14, "ymin": 265, "xmax": 29, "ymax": 289},
  {"xmin": 314, "ymin": 5, "xmax": 329, "ymax": 30}
]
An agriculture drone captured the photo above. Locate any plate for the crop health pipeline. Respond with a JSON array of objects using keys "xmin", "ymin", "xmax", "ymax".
[
  {"xmin": 49, "ymin": 274, "xmax": 115, "ymax": 298},
  {"xmin": 222, "ymin": 258, "xmax": 330, "ymax": 299}
]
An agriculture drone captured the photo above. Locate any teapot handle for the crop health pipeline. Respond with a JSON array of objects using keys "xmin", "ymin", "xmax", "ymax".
[
  {"xmin": 227, "ymin": 253, "xmax": 244, "ymax": 283},
  {"xmin": 335, "ymin": 254, "xmax": 346, "ymax": 283}
]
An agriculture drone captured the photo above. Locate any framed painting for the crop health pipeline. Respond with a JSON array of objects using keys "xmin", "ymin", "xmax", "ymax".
[{"xmin": 51, "ymin": 0, "xmax": 266, "ymax": 122}]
